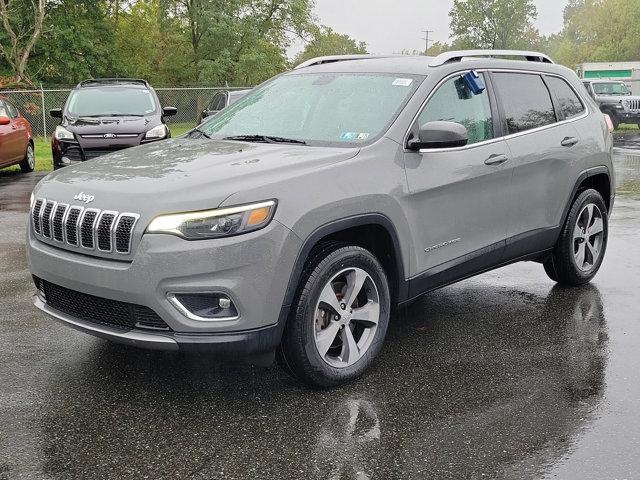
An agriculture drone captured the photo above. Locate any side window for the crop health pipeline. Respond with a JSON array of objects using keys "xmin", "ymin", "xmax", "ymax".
[
  {"xmin": 209, "ymin": 93, "xmax": 225, "ymax": 111},
  {"xmin": 5, "ymin": 100, "xmax": 18, "ymax": 118},
  {"xmin": 0, "ymin": 101, "xmax": 8, "ymax": 118},
  {"xmin": 492, "ymin": 73, "xmax": 557, "ymax": 134},
  {"xmin": 547, "ymin": 76, "xmax": 585, "ymax": 119},
  {"xmin": 417, "ymin": 73, "xmax": 494, "ymax": 145}
]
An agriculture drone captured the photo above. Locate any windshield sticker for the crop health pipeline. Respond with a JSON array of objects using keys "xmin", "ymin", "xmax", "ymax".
[
  {"xmin": 393, "ymin": 78, "xmax": 413, "ymax": 87},
  {"xmin": 341, "ymin": 132, "xmax": 370, "ymax": 141}
]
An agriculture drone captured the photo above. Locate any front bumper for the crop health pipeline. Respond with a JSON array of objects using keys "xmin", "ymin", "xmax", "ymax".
[
  {"xmin": 28, "ymin": 220, "xmax": 302, "ymax": 353},
  {"xmin": 35, "ymin": 295, "xmax": 287, "ymax": 354},
  {"xmin": 52, "ymin": 135, "xmax": 165, "ymax": 169},
  {"xmin": 617, "ymin": 111, "xmax": 640, "ymax": 122}
]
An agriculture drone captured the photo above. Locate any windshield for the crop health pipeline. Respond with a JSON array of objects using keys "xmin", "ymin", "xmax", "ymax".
[
  {"xmin": 592, "ymin": 82, "xmax": 630, "ymax": 96},
  {"xmin": 200, "ymin": 73, "xmax": 422, "ymax": 145},
  {"xmin": 66, "ymin": 87, "xmax": 158, "ymax": 117}
]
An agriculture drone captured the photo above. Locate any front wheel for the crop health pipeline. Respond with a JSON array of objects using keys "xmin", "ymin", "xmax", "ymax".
[
  {"xmin": 544, "ymin": 189, "xmax": 608, "ymax": 286},
  {"xmin": 278, "ymin": 244, "xmax": 391, "ymax": 388},
  {"xmin": 19, "ymin": 143, "xmax": 35, "ymax": 173}
]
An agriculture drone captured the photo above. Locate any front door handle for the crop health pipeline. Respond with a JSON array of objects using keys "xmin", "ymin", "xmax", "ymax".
[
  {"xmin": 561, "ymin": 136, "xmax": 579, "ymax": 147},
  {"xmin": 484, "ymin": 153, "xmax": 509, "ymax": 166}
]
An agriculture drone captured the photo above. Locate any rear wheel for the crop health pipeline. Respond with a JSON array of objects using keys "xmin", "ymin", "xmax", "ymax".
[
  {"xmin": 19, "ymin": 143, "xmax": 35, "ymax": 173},
  {"xmin": 544, "ymin": 189, "xmax": 608, "ymax": 286},
  {"xmin": 278, "ymin": 243, "xmax": 391, "ymax": 388}
]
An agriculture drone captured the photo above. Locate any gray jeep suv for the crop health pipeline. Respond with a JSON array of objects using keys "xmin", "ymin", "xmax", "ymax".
[
  {"xmin": 582, "ymin": 79, "xmax": 640, "ymax": 129},
  {"xmin": 27, "ymin": 50, "xmax": 614, "ymax": 388}
]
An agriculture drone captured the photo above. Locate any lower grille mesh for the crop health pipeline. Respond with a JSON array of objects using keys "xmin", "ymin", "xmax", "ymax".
[{"xmin": 37, "ymin": 277, "xmax": 171, "ymax": 332}]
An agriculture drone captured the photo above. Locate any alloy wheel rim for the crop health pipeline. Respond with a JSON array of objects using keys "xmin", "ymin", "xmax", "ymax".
[
  {"xmin": 313, "ymin": 267, "xmax": 380, "ymax": 368},
  {"xmin": 573, "ymin": 203, "xmax": 604, "ymax": 272},
  {"xmin": 27, "ymin": 145, "xmax": 35, "ymax": 168}
]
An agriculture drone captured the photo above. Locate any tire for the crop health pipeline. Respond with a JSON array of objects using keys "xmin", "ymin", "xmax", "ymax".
[
  {"xmin": 544, "ymin": 189, "xmax": 608, "ymax": 286},
  {"xmin": 278, "ymin": 243, "xmax": 391, "ymax": 388},
  {"xmin": 19, "ymin": 142, "xmax": 35, "ymax": 173}
]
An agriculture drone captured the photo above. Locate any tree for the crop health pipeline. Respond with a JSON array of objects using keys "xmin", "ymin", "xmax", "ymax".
[
  {"xmin": 426, "ymin": 41, "xmax": 450, "ymax": 57},
  {"xmin": 547, "ymin": 0, "xmax": 640, "ymax": 69},
  {"xmin": 449, "ymin": 0, "xmax": 539, "ymax": 50},
  {"xmin": 293, "ymin": 26, "xmax": 367, "ymax": 65},
  {"xmin": 0, "ymin": 0, "xmax": 47, "ymax": 84}
]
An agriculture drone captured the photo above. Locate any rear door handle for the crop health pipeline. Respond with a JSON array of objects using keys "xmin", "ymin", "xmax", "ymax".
[
  {"xmin": 484, "ymin": 154, "xmax": 509, "ymax": 166},
  {"xmin": 561, "ymin": 136, "xmax": 579, "ymax": 147}
]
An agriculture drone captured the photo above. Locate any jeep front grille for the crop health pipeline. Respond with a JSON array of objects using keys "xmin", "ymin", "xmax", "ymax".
[
  {"xmin": 31, "ymin": 197, "xmax": 139, "ymax": 255},
  {"xmin": 630, "ymin": 99, "xmax": 640, "ymax": 111}
]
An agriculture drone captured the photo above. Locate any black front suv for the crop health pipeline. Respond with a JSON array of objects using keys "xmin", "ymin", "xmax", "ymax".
[{"xmin": 50, "ymin": 78, "xmax": 177, "ymax": 169}]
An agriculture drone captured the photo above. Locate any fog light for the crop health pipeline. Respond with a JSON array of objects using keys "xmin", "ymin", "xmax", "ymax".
[
  {"xmin": 61, "ymin": 156, "xmax": 71, "ymax": 165},
  {"xmin": 167, "ymin": 292, "xmax": 238, "ymax": 321}
]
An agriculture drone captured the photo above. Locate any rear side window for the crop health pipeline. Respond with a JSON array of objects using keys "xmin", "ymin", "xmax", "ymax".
[
  {"xmin": 0, "ymin": 101, "xmax": 8, "ymax": 118},
  {"xmin": 546, "ymin": 76, "xmax": 585, "ymax": 119},
  {"xmin": 493, "ymin": 73, "xmax": 556, "ymax": 134},
  {"xmin": 417, "ymin": 73, "xmax": 494, "ymax": 145},
  {"xmin": 5, "ymin": 101, "xmax": 18, "ymax": 118}
]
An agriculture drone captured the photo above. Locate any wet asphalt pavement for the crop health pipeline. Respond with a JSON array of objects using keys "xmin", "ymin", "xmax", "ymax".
[{"xmin": 1, "ymin": 143, "xmax": 640, "ymax": 480}]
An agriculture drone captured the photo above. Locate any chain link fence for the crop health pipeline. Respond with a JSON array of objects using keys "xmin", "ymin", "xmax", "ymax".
[{"xmin": 0, "ymin": 86, "xmax": 250, "ymax": 137}]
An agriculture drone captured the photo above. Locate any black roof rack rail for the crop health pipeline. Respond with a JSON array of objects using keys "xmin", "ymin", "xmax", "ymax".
[
  {"xmin": 429, "ymin": 50, "xmax": 554, "ymax": 67},
  {"xmin": 77, "ymin": 78, "xmax": 150, "ymax": 88}
]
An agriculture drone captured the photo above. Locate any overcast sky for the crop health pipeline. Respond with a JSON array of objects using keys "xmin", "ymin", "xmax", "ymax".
[{"xmin": 309, "ymin": 0, "xmax": 569, "ymax": 55}]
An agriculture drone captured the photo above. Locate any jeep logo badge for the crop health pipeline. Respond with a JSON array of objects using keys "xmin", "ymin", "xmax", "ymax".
[{"xmin": 74, "ymin": 192, "xmax": 95, "ymax": 204}]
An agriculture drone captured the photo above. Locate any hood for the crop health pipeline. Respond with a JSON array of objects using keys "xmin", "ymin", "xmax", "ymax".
[
  {"xmin": 35, "ymin": 138, "xmax": 360, "ymax": 216},
  {"xmin": 63, "ymin": 115, "xmax": 157, "ymax": 134}
]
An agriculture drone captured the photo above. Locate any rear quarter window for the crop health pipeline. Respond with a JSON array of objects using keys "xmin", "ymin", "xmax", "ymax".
[
  {"xmin": 492, "ymin": 72, "xmax": 557, "ymax": 135},
  {"xmin": 546, "ymin": 76, "xmax": 585, "ymax": 119}
]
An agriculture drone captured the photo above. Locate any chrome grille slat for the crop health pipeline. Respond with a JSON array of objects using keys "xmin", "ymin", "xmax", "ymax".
[
  {"xmin": 65, "ymin": 206, "xmax": 83, "ymax": 246},
  {"xmin": 114, "ymin": 214, "xmax": 139, "ymax": 254},
  {"xmin": 97, "ymin": 211, "xmax": 117, "ymax": 252},
  {"xmin": 31, "ymin": 198, "xmax": 138, "ymax": 256},
  {"xmin": 52, "ymin": 204, "xmax": 68, "ymax": 242},
  {"xmin": 32, "ymin": 199, "xmax": 44, "ymax": 234},
  {"xmin": 80, "ymin": 209, "xmax": 99, "ymax": 249},
  {"xmin": 41, "ymin": 201, "xmax": 56, "ymax": 238}
]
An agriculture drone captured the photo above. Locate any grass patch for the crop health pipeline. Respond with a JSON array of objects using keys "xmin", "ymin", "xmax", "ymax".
[{"xmin": 1, "ymin": 122, "xmax": 197, "ymax": 176}]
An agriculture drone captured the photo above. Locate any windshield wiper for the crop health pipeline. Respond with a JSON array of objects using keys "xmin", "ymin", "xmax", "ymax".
[
  {"xmin": 187, "ymin": 127, "xmax": 212, "ymax": 139},
  {"xmin": 223, "ymin": 134, "xmax": 306, "ymax": 145}
]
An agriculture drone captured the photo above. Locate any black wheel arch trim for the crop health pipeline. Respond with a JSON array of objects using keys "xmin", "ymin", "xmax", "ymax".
[
  {"xmin": 281, "ymin": 213, "xmax": 409, "ymax": 310},
  {"xmin": 561, "ymin": 166, "xmax": 613, "ymax": 227}
]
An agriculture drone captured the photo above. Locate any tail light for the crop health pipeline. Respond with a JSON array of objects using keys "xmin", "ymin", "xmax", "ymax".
[{"xmin": 603, "ymin": 114, "xmax": 615, "ymax": 133}]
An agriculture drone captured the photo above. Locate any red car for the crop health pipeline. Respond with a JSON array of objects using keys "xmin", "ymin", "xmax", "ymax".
[{"xmin": 0, "ymin": 97, "xmax": 35, "ymax": 173}]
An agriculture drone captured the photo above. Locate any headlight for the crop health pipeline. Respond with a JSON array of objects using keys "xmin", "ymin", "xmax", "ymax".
[
  {"xmin": 623, "ymin": 100, "xmax": 630, "ymax": 109},
  {"xmin": 144, "ymin": 124, "xmax": 167, "ymax": 139},
  {"xmin": 54, "ymin": 125, "xmax": 74, "ymax": 140},
  {"xmin": 147, "ymin": 200, "xmax": 277, "ymax": 239}
]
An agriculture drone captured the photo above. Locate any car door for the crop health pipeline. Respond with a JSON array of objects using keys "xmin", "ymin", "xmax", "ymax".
[
  {"xmin": 403, "ymin": 72, "xmax": 512, "ymax": 280},
  {"xmin": 491, "ymin": 72, "xmax": 587, "ymax": 258},
  {"xmin": 0, "ymin": 100, "xmax": 23, "ymax": 166}
]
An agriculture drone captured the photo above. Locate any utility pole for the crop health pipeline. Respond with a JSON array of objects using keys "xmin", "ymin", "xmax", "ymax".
[{"xmin": 422, "ymin": 29, "xmax": 434, "ymax": 54}]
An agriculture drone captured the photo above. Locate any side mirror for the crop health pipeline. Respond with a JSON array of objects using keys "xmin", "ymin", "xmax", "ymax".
[
  {"xmin": 163, "ymin": 106, "xmax": 177, "ymax": 117},
  {"xmin": 407, "ymin": 121, "xmax": 469, "ymax": 150},
  {"xmin": 50, "ymin": 108, "xmax": 63, "ymax": 118},
  {"xmin": 0, "ymin": 116, "xmax": 10, "ymax": 126}
]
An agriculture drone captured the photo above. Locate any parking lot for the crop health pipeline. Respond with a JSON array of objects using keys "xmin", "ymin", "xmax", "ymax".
[{"xmin": 0, "ymin": 142, "xmax": 639, "ymax": 479}]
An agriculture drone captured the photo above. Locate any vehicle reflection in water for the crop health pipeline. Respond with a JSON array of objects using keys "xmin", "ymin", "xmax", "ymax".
[
  {"xmin": 614, "ymin": 151, "xmax": 640, "ymax": 198},
  {"xmin": 38, "ymin": 284, "xmax": 607, "ymax": 479}
]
